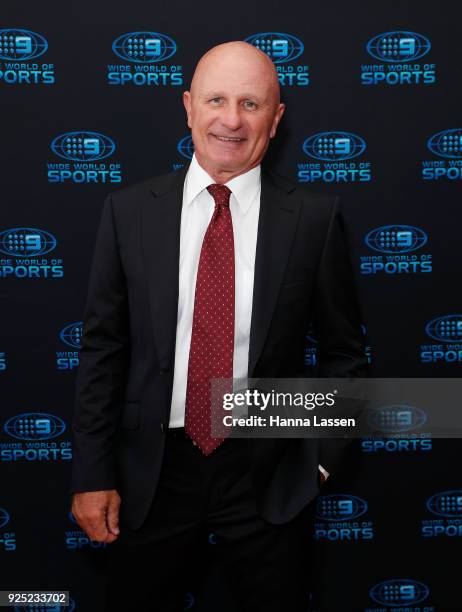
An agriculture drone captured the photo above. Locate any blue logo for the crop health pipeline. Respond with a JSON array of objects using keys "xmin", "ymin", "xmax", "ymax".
[
  {"xmin": 361, "ymin": 31, "xmax": 435, "ymax": 86},
  {"xmin": 427, "ymin": 129, "xmax": 462, "ymax": 159},
  {"xmin": 427, "ymin": 490, "xmax": 462, "ymax": 518},
  {"xmin": 107, "ymin": 32, "xmax": 182, "ymax": 87},
  {"xmin": 59, "ymin": 322, "xmax": 83, "ymax": 349},
  {"xmin": 0, "ymin": 29, "xmax": 48, "ymax": 61},
  {"xmin": 303, "ymin": 132, "xmax": 366, "ymax": 162},
  {"xmin": 51, "ymin": 132, "xmax": 115, "ymax": 162},
  {"xmin": 367, "ymin": 405, "xmax": 427, "ymax": 434},
  {"xmin": 360, "ymin": 226, "xmax": 432, "ymax": 275},
  {"xmin": 367, "ymin": 31, "xmax": 431, "ymax": 62},
  {"xmin": 47, "ymin": 134, "xmax": 121, "ymax": 184},
  {"xmin": 244, "ymin": 32, "xmax": 304, "ymax": 63},
  {"xmin": 4, "ymin": 413, "xmax": 66, "ymax": 441},
  {"xmin": 425, "ymin": 314, "xmax": 462, "ymax": 343},
  {"xmin": 0, "ymin": 228, "xmax": 57, "ymax": 257},
  {"xmin": 177, "ymin": 135, "xmax": 194, "ymax": 160},
  {"xmin": 422, "ymin": 130, "xmax": 462, "ymax": 180},
  {"xmin": 365, "ymin": 225, "xmax": 427, "ymax": 254},
  {"xmin": 0, "ymin": 507, "xmax": 9, "ymax": 528},
  {"xmin": 112, "ymin": 32, "xmax": 177, "ymax": 63},
  {"xmin": 370, "ymin": 579, "xmax": 429, "ymax": 606},
  {"xmin": 316, "ymin": 494, "xmax": 368, "ymax": 521}
]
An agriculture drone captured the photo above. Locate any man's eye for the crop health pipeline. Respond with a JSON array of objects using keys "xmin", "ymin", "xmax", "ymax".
[
  {"xmin": 210, "ymin": 97, "xmax": 222, "ymax": 104},
  {"xmin": 243, "ymin": 101, "xmax": 257, "ymax": 110}
]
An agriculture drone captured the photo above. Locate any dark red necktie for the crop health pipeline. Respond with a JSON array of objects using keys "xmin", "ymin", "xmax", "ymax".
[{"xmin": 184, "ymin": 183, "xmax": 235, "ymax": 455}]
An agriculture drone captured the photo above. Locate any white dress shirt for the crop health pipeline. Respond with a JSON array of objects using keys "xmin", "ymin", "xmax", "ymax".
[{"xmin": 168, "ymin": 154, "xmax": 329, "ymax": 481}]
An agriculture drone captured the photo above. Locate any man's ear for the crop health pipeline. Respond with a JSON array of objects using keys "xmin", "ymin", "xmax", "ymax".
[
  {"xmin": 183, "ymin": 91, "xmax": 192, "ymax": 129},
  {"xmin": 269, "ymin": 102, "xmax": 285, "ymax": 139}
]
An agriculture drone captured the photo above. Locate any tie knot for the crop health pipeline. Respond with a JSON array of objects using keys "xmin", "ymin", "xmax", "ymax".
[{"xmin": 207, "ymin": 183, "xmax": 232, "ymax": 207}]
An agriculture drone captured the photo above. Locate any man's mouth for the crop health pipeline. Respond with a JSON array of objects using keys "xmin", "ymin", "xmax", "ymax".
[{"xmin": 212, "ymin": 134, "xmax": 245, "ymax": 143}]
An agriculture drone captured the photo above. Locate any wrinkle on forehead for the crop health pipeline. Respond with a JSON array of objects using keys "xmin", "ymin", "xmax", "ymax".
[{"xmin": 190, "ymin": 41, "xmax": 280, "ymax": 106}]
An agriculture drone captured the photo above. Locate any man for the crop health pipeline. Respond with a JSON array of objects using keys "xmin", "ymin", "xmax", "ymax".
[{"xmin": 70, "ymin": 41, "xmax": 368, "ymax": 611}]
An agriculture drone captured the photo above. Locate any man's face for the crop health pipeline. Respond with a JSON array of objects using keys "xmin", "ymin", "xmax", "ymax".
[{"xmin": 183, "ymin": 48, "xmax": 285, "ymax": 179}]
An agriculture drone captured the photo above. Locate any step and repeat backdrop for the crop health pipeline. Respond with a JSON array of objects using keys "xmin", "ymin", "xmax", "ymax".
[{"xmin": 2, "ymin": 1, "xmax": 462, "ymax": 610}]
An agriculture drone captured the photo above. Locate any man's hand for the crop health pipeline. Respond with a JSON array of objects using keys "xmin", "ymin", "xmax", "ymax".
[{"xmin": 71, "ymin": 489, "xmax": 121, "ymax": 544}]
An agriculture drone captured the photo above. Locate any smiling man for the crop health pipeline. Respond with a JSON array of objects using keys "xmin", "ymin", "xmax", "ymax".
[
  {"xmin": 70, "ymin": 41, "xmax": 367, "ymax": 611},
  {"xmin": 183, "ymin": 42, "xmax": 285, "ymax": 183}
]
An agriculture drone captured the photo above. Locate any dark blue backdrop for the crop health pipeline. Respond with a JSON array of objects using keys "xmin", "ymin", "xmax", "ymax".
[{"xmin": 1, "ymin": 1, "xmax": 461, "ymax": 610}]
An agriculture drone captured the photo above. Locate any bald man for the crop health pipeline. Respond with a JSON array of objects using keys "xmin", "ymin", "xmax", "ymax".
[{"xmin": 70, "ymin": 42, "xmax": 367, "ymax": 611}]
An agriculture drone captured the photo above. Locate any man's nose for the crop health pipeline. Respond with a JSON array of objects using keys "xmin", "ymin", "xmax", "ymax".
[{"xmin": 220, "ymin": 103, "xmax": 242, "ymax": 131}]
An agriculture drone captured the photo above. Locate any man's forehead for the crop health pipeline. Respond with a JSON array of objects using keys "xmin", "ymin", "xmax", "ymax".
[
  {"xmin": 192, "ymin": 61, "xmax": 275, "ymax": 98},
  {"xmin": 196, "ymin": 61, "xmax": 271, "ymax": 81}
]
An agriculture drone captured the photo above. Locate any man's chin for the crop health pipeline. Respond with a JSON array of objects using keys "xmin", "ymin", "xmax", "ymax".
[{"xmin": 202, "ymin": 152, "xmax": 248, "ymax": 174}]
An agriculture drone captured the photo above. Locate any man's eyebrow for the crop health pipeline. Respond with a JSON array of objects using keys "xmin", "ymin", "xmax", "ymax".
[
  {"xmin": 240, "ymin": 93, "xmax": 265, "ymax": 103},
  {"xmin": 200, "ymin": 91, "xmax": 225, "ymax": 99}
]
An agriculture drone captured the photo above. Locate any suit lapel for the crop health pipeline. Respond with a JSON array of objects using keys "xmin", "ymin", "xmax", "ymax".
[
  {"xmin": 248, "ymin": 169, "xmax": 300, "ymax": 377},
  {"xmin": 141, "ymin": 165, "xmax": 188, "ymax": 369}
]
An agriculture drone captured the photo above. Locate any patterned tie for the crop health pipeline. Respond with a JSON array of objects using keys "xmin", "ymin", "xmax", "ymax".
[{"xmin": 184, "ymin": 183, "xmax": 235, "ymax": 455}]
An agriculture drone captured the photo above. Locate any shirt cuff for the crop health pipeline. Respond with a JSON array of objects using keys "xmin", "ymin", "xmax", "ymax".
[{"xmin": 318, "ymin": 464, "xmax": 329, "ymax": 480}]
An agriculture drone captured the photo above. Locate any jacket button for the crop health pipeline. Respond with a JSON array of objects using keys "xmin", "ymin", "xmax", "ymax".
[
  {"xmin": 160, "ymin": 422, "xmax": 165, "ymax": 433},
  {"xmin": 159, "ymin": 368, "xmax": 169, "ymax": 375}
]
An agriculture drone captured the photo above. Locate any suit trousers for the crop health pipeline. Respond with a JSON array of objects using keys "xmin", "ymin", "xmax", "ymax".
[{"xmin": 105, "ymin": 428, "xmax": 314, "ymax": 611}]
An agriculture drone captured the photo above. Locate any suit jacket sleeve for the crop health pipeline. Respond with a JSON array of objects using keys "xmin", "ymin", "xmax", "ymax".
[
  {"xmin": 312, "ymin": 196, "xmax": 369, "ymax": 474},
  {"xmin": 70, "ymin": 194, "xmax": 130, "ymax": 494}
]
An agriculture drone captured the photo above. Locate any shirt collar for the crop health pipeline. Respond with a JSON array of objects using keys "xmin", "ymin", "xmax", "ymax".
[{"xmin": 185, "ymin": 153, "xmax": 261, "ymax": 214}]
